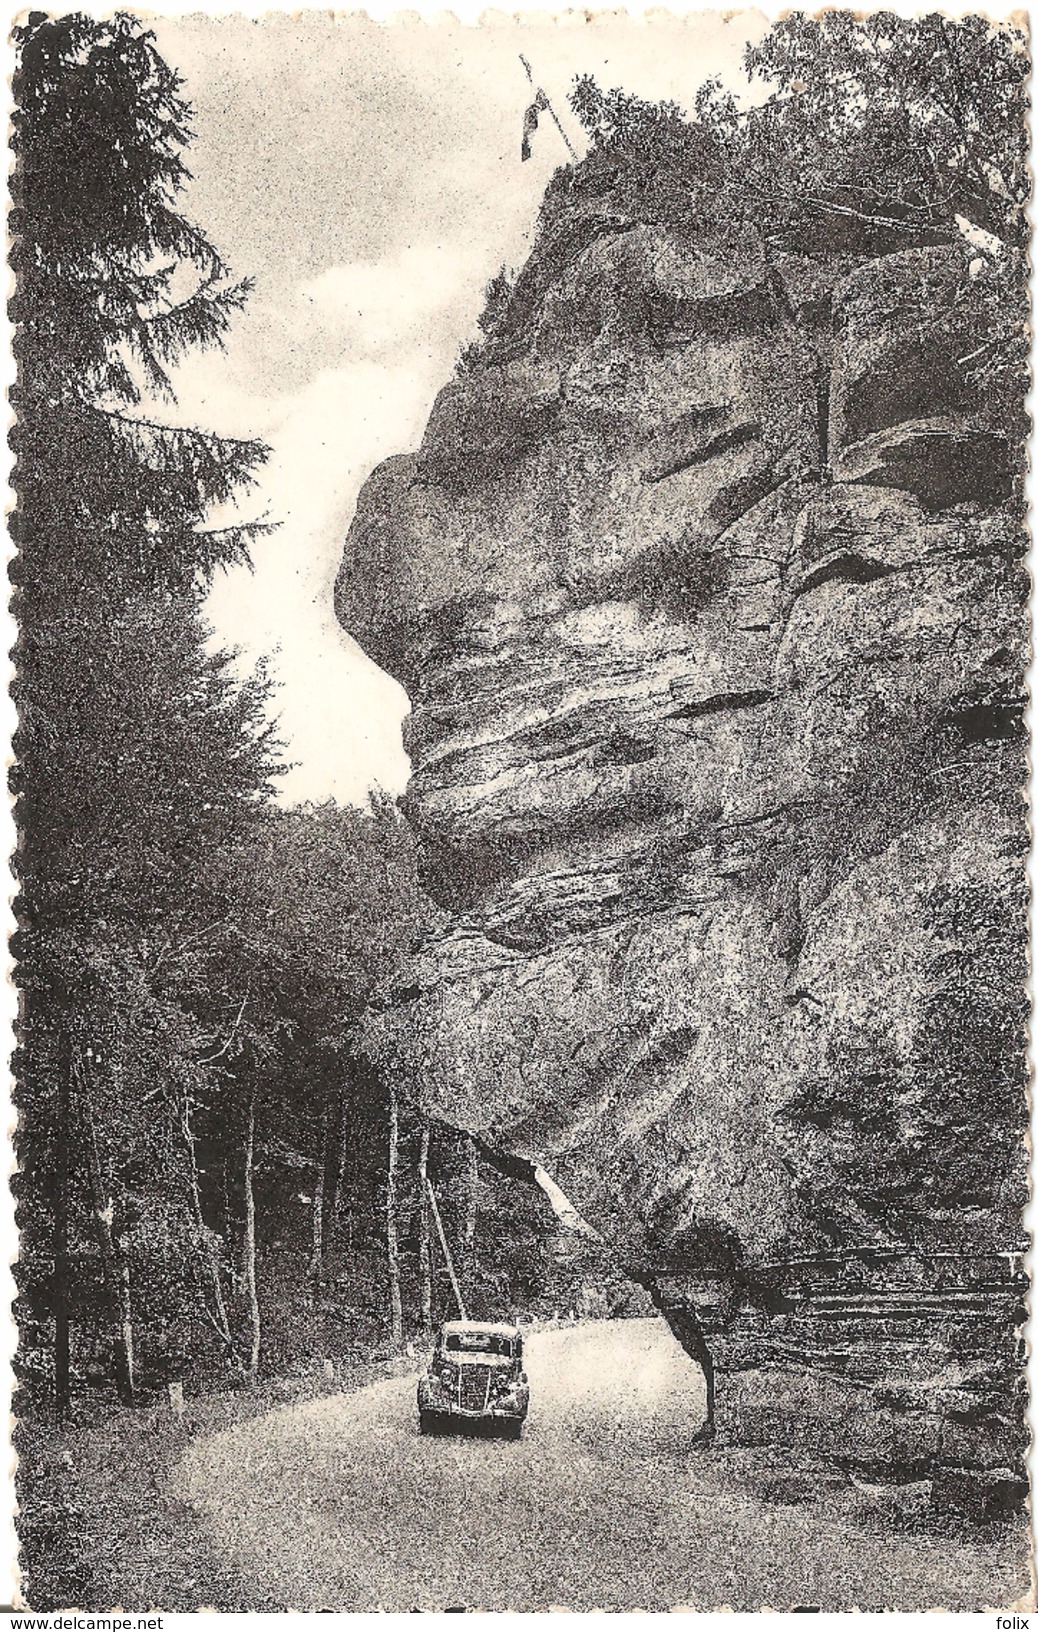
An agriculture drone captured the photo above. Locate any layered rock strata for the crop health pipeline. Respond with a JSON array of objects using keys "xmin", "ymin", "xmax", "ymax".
[{"xmin": 337, "ymin": 186, "xmax": 1028, "ymax": 1512}]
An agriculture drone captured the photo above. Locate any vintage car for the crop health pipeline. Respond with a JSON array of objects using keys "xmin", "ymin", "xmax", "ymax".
[{"xmin": 417, "ymin": 1320, "xmax": 530, "ymax": 1439}]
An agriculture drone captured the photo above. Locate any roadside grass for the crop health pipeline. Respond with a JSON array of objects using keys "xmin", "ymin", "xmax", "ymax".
[
  {"xmin": 15, "ymin": 1352, "xmax": 418, "ymax": 1612},
  {"xmin": 14, "ymin": 1312, "xmax": 616, "ymax": 1610}
]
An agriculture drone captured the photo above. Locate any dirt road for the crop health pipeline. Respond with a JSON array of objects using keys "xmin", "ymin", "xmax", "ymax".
[{"xmin": 175, "ymin": 1319, "xmax": 1028, "ymax": 1610}]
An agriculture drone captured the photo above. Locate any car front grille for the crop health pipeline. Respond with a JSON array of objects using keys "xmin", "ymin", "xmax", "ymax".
[{"xmin": 458, "ymin": 1364, "xmax": 490, "ymax": 1413}]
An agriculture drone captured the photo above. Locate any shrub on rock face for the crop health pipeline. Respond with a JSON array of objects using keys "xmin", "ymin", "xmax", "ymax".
[
  {"xmin": 619, "ymin": 536, "xmax": 729, "ymax": 620},
  {"xmin": 456, "ymin": 267, "xmax": 518, "ymax": 375}
]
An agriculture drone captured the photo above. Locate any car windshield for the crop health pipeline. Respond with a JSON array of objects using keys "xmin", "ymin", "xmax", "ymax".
[{"xmin": 444, "ymin": 1331, "xmax": 514, "ymax": 1357}]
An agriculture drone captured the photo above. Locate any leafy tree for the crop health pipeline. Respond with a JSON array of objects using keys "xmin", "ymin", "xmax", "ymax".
[
  {"xmin": 11, "ymin": 12, "xmax": 268, "ymax": 591},
  {"xmin": 11, "ymin": 0, "xmax": 439, "ymax": 1372},
  {"xmin": 214, "ymin": 796, "xmax": 428, "ymax": 1045},
  {"xmin": 740, "ymin": 14, "xmax": 1029, "ymax": 247},
  {"xmin": 563, "ymin": 14, "xmax": 1029, "ymax": 439},
  {"xmin": 569, "ymin": 14, "xmax": 1029, "ymax": 247},
  {"xmin": 192, "ymin": 798, "xmax": 431, "ymax": 1370},
  {"xmin": 457, "ymin": 266, "xmax": 517, "ymax": 373}
]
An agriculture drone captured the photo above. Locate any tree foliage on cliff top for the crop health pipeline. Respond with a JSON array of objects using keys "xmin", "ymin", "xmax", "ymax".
[
  {"xmin": 568, "ymin": 12, "xmax": 1029, "ymax": 248},
  {"xmin": 458, "ymin": 15, "xmax": 1028, "ymax": 383},
  {"xmin": 466, "ymin": 15, "xmax": 1028, "ymax": 414}
]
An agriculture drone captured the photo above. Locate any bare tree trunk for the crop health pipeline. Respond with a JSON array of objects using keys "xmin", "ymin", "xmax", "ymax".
[
  {"xmin": 815, "ymin": 346, "xmax": 832, "ymax": 480},
  {"xmin": 235, "ymin": 1198, "xmax": 250, "ymax": 1291},
  {"xmin": 386, "ymin": 1084, "xmax": 403, "ymax": 1351},
  {"xmin": 181, "ymin": 1090, "xmax": 239, "ymax": 1369},
  {"xmin": 427, "ymin": 1177, "xmax": 467, "ymax": 1321},
  {"xmin": 78, "ymin": 1056, "xmax": 135, "ymax": 1405},
  {"xmin": 116, "ymin": 1229, "xmax": 135, "ymax": 1404},
  {"xmin": 331, "ymin": 1084, "xmax": 357, "ymax": 1255},
  {"xmin": 243, "ymin": 1088, "xmax": 261, "ymax": 1382},
  {"xmin": 331, "ymin": 1084, "xmax": 350, "ymax": 1239},
  {"xmin": 462, "ymin": 1136, "xmax": 479, "ymax": 1279},
  {"xmin": 309, "ymin": 1099, "xmax": 330, "ymax": 1288},
  {"xmin": 221, "ymin": 1153, "xmax": 234, "ymax": 1280},
  {"xmin": 417, "ymin": 1125, "xmax": 432, "ymax": 1335},
  {"xmin": 53, "ymin": 1031, "xmax": 71, "ymax": 1419},
  {"xmin": 818, "ymin": 371, "xmax": 831, "ymax": 476}
]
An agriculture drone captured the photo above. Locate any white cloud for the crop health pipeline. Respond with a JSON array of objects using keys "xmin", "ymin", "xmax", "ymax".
[
  {"xmin": 298, "ymin": 244, "xmax": 482, "ymax": 358},
  {"xmin": 203, "ymin": 354, "xmax": 450, "ymax": 808}
]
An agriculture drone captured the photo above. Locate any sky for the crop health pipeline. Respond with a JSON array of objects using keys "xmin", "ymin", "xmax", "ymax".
[{"xmin": 151, "ymin": 10, "xmax": 769, "ymax": 807}]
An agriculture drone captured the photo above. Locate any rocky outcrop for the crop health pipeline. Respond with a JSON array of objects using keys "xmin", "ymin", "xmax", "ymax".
[{"xmin": 337, "ymin": 179, "xmax": 1028, "ymax": 1514}]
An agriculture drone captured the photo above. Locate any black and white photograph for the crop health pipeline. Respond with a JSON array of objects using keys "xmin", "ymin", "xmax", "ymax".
[{"xmin": 8, "ymin": 4, "xmax": 1034, "ymax": 1611}]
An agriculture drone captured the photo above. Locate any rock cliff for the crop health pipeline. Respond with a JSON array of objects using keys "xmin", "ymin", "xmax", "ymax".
[{"xmin": 337, "ymin": 165, "xmax": 1028, "ymax": 1516}]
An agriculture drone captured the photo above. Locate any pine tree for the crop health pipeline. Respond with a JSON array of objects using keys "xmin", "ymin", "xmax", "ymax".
[{"xmin": 11, "ymin": 11, "xmax": 283, "ymax": 1411}]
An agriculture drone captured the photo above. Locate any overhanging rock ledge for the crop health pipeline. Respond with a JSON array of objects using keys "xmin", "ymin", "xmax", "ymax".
[{"xmin": 336, "ymin": 180, "xmax": 1028, "ymax": 1520}]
